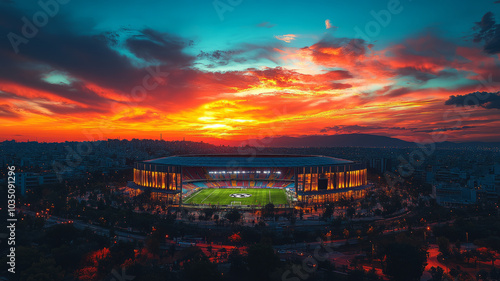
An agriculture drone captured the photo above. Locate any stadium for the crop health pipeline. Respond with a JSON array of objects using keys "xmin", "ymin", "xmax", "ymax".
[{"xmin": 128, "ymin": 154, "xmax": 369, "ymax": 208}]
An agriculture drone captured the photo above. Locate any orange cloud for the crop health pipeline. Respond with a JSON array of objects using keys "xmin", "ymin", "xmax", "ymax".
[
  {"xmin": 2, "ymin": 28, "xmax": 500, "ymax": 143},
  {"xmin": 274, "ymin": 34, "xmax": 297, "ymax": 43},
  {"xmin": 325, "ymin": 19, "xmax": 332, "ymax": 29}
]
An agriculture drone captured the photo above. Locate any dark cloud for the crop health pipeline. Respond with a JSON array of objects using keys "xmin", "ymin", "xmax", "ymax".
[
  {"xmin": 414, "ymin": 126, "xmax": 476, "ymax": 133},
  {"xmin": 445, "ymin": 91, "xmax": 500, "ymax": 109},
  {"xmin": 328, "ymin": 83, "xmax": 352, "ymax": 90},
  {"xmin": 198, "ymin": 50, "xmax": 246, "ymax": 66},
  {"xmin": 374, "ymin": 86, "xmax": 418, "ymax": 98},
  {"xmin": 197, "ymin": 42, "xmax": 281, "ymax": 68},
  {"xmin": 126, "ymin": 29, "xmax": 194, "ymax": 66},
  {"xmin": 396, "ymin": 67, "xmax": 436, "ymax": 82},
  {"xmin": 246, "ymin": 67, "xmax": 352, "ymax": 90},
  {"xmin": 384, "ymin": 87, "xmax": 413, "ymax": 97},
  {"xmin": 320, "ymin": 125, "xmax": 412, "ymax": 133},
  {"xmin": 389, "ymin": 31, "xmax": 457, "ymax": 60},
  {"xmin": 40, "ymin": 102, "xmax": 110, "ymax": 116},
  {"xmin": 472, "ymin": 12, "xmax": 500, "ymax": 54},
  {"xmin": 319, "ymin": 70, "xmax": 353, "ymax": 80},
  {"xmin": 322, "ymin": 123, "xmax": 478, "ymax": 135},
  {"xmin": 257, "ymin": 22, "xmax": 275, "ymax": 28},
  {"xmin": 0, "ymin": 104, "xmax": 20, "ymax": 119},
  {"xmin": 377, "ymin": 32, "xmax": 461, "ymax": 84},
  {"xmin": 395, "ymin": 67, "xmax": 456, "ymax": 83},
  {"xmin": 0, "ymin": 3, "xmax": 305, "ymax": 118},
  {"xmin": 313, "ymin": 37, "xmax": 367, "ymax": 58},
  {"xmin": 0, "ymin": 5, "xmax": 144, "ymax": 92},
  {"xmin": 0, "ymin": 4, "xmax": 197, "ymax": 115},
  {"xmin": 238, "ymin": 42, "xmax": 282, "ymax": 64}
]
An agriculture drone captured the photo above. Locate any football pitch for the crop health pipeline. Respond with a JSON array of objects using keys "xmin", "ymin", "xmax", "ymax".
[{"xmin": 183, "ymin": 188, "xmax": 289, "ymax": 206}]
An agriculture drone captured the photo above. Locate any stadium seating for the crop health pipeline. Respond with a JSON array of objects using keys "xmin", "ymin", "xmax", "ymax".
[{"xmin": 181, "ymin": 167, "xmax": 296, "ymax": 189}]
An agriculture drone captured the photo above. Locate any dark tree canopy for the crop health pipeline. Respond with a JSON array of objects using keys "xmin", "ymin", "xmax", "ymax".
[{"xmin": 383, "ymin": 242, "xmax": 427, "ymax": 281}]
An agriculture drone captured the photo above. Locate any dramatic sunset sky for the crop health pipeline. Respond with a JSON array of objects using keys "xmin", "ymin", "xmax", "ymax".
[{"xmin": 1, "ymin": 0, "xmax": 500, "ymax": 143}]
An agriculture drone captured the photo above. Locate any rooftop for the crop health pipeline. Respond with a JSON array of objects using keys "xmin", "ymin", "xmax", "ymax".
[{"xmin": 142, "ymin": 154, "xmax": 353, "ymax": 167}]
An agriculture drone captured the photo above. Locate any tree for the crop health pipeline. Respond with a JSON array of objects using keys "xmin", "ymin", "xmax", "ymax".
[
  {"xmin": 21, "ymin": 257, "xmax": 64, "ymax": 281},
  {"xmin": 145, "ymin": 233, "xmax": 162, "ymax": 255},
  {"xmin": 226, "ymin": 209, "xmax": 241, "ymax": 224},
  {"xmin": 338, "ymin": 196, "xmax": 350, "ymax": 208},
  {"xmin": 183, "ymin": 255, "xmax": 221, "ymax": 281},
  {"xmin": 169, "ymin": 244, "xmax": 176, "ymax": 257},
  {"xmin": 437, "ymin": 237, "xmax": 451, "ymax": 257},
  {"xmin": 383, "ymin": 242, "xmax": 427, "ymax": 281},
  {"xmin": 43, "ymin": 224, "xmax": 79, "ymax": 248},
  {"xmin": 348, "ymin": 269, "xmax": 366, "ymax": 281},
  {"xmin": 228, "ymin": 249, "xmax": 246, "ymax": 276},
  {"xmin": 12, "ymin": 246, "xmax": 41, "ymax": 273},
  {"xmin": 476, "ymin": 269, "xmax": 489, "ymax": 281},
  {"xmin": 203, "ymin": 208, "xmax": 214, "ymax": 220},
  {"xmin": 490, "ymin": 267, "xmax": 500, "ymax": 280},
  {"xmin": 289, "ymin": 211, "xmax": 297, "ymax": 225},
  {"xmin": 430, "ymin": 266, "xmax": 444, "ymax": 281},
  {"xmin": 322, "ymin": 203, "xmax": 334, "ymax": 221},
  {"xmin": 481, "ymin": 248, "xmax": 497, "ymax": 267},
  {"xmin": 463, "ymin": 250, "xmax": 474, "ymax": 264},
  {"xmin": 366, "ymin": 267, "xmax": 380, "ymax": 281},
  {"xmin": 346, "ymin": 206, "xmax": 356, "ymax": 219},
  {"xmin": 262, "ymin": 203, "xmax": 275, "ymax": 218},
  {"xmin": 246, "ymin": 242, "xmax": 280, "ymax": 281},
  {"xmin": 343, "ymin": 228, "xmax": 350, "ymax": 240}
]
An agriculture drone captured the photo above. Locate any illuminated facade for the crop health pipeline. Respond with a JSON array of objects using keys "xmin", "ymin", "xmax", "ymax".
[
  {"xmin": 132, "ymin": 163, "xmax": 182, "ymax": 204},
  {"xmin": 296, "ymin": 164, "xmax": 368, "ymax": 204},
  {"xmin": 129, "ymin": 154, "xmax": 370, "ymax": 206}
]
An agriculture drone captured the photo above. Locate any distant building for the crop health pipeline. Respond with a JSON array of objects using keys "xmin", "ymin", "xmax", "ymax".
[
  {"xmin": 18, "ymin": 172, "xmax": 58, "ymax": 194},
  {"xmin": 435, "ymin": 168, "xmax": 466, "ymax": 184},
  {"xmin": 467, "ymin": 164, "xmax": 500, "ymax": 201},
  {"xmin": 431, "ymin": 183, "xmax": 476, "ymax": 207},
  {"xmin": 367, "ymin": 158, "xmax": 391, "ymax": 174}
]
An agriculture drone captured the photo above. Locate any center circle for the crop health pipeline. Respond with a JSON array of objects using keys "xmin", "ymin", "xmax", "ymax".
[{"xmin": 229, "ymin": 193, "xmax": 252, "ymax": 198}]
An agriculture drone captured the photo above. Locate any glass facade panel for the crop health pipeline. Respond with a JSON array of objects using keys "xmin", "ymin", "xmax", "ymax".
[
  {"xmin": 133, "ymin": 162, "xmax": 181, "ymax": 191},
  {"xmin": 295, "ymin": 164, "xmax": 368, "ymax": 203}
]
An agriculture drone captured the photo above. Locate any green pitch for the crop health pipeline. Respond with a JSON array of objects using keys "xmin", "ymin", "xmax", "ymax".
[{"xmin": 183, "ymin": 188, "xmax": 289, "ymax": 206}]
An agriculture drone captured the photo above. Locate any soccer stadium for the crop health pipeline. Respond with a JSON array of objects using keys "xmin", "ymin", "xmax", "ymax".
[{"xmin": 128, "ymin": 154, "xmax": 369, "ymax": 208}]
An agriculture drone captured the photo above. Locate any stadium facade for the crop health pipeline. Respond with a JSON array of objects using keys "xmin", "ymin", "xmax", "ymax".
[{"xmin": 128, "ymin": 154, "xmax": 369, "ymax": 207}]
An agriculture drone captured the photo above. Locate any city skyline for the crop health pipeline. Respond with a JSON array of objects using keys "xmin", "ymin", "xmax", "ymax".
[{"xmin": 1, "ymin": 0, "xmax": 500, "ymax": 143}]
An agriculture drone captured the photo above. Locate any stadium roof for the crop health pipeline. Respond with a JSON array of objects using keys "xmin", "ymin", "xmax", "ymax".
[{"xmin": 143, "ymin": 154, "xmax": 354, "ymax": 167}]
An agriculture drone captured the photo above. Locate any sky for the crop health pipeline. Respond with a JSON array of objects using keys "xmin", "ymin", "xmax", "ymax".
[{"xmin": 1, "ymin": 0, "xmax": 500, "ymax": 144}]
